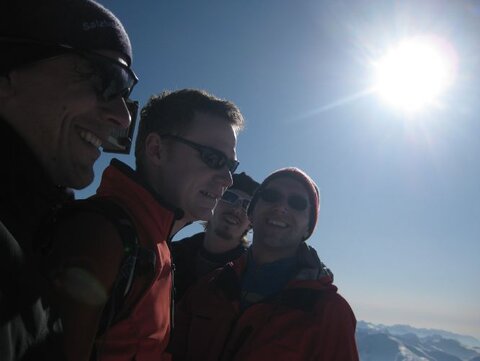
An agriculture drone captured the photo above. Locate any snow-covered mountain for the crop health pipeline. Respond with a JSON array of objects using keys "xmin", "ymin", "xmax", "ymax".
[{"xmin": 357, "ymin": 321, "xmax": 480, "ymax": 361}]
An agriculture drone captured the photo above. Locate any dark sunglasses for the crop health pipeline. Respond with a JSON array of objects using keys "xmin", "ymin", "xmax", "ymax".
[
  {"xmin": 162, "ymin": 134, "xmax": 239, "ymax": 173},
  {"xmin": 221, "ymin": 190, "xmax": 251, "ymax": 211},
  {"xmin": 1, "ymin": 37, "xmax": 139, "ymax": 154},
  {"xmin": 2, "ymin": 37, "xmax": 138, "ymax": 101},
  {"xmin": 77, "ymin": 50, "xmax": 138, "ymax": 102},
  {"xmin": 259, "ymin": 188, "xmax": 309, "ymax": 211}
]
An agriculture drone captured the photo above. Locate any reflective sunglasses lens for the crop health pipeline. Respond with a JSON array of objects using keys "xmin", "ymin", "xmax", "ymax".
[
  {"xmin": 288, "ymin": 195, "xmax": 308, "ymax": 211},
  {"xmin": 222, "ymin": 190, "xmax": 239, "ymax": 204},
  {"xmin": 84, "ymin": 53, "xmax": 136, "ymax": 101},
  {"xmin": 222, "ymin": 191, "xmax": 250, "ymax": 211},
  {"xmin": 260, "ymin": 188, "xmax": 282, "ymax": 203},
  {"xmin": 228, "ymin": 160, "xmax": 240, "ymax": 173},
  {"xmin": 196, "ymin": 143, "xmax": 237, "ymax": 173},
  {"xmin": 201, "ymin": 150, "xmax": 224, "ymax": 169},
  {"xmin": 100, "ymin": 64, "xmax": 136, "ymax": 101}
]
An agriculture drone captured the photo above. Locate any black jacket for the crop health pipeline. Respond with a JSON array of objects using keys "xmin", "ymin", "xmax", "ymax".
[
  {"xmin": 171, "ymin": 232, "xmax": 247, "ymax": 302},
  {"xmin": 0, "ymin": 119, "xmax": 72, "ymax": 361}
]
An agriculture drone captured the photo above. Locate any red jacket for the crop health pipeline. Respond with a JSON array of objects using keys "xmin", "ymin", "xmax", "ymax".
[
  {"xmin": 171, "ymin": 244, "xmax": 359, "ymax": 361},
  {"xmin": 94, "ymin": 160, "xmax": 178, "ymax": 361}
]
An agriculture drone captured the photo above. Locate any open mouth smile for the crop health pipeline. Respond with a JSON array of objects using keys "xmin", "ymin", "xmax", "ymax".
[
  {"xmin": 266, "ymin": 218, "xmax": 288, "ymax": 229},
  {"xmin": 79, "ymin": 128, "xmax": 102, "ymax": 148}
]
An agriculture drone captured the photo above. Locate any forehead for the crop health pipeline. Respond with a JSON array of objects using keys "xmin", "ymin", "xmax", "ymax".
[
  {"xmin": 183, "ymin": 111, "xmax": 237, "ymax": 159},
  {"xmin": 265, "ymin": 176, "xmax": 309, "ymax": 197}
]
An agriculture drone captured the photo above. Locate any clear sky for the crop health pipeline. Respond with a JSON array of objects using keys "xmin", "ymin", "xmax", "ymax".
[{"xmin": 79, "ymin": 0, "xmax": 480, "ymax": 339}]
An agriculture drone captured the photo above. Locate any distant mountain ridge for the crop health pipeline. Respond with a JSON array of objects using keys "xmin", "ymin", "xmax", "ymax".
[
  {"xmin": 358, "ymin": 321, "xmax": 480, "ymax": 348},
  {"xmin": 357, "ymin": 321, "xmax": 480, "ymax": 361}
]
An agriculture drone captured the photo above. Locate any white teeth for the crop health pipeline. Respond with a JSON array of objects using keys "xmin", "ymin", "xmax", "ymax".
[
  {"xmin": 80, "ymin": 130, "xmax": 102, "ymax": 148},
  {"xmin": 267, "ymin": 219, "xmax": 288, "ymax": 228}
]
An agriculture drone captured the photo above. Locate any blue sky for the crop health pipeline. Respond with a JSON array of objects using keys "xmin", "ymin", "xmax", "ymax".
[{"xmin": 80, "ymin": 0, "xmax": 480, "ymax": 339}]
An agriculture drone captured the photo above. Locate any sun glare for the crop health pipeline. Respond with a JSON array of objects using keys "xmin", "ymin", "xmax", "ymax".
[{"xmin": 374, "ymin": 35, "xmax": 457, "ymax": 114}]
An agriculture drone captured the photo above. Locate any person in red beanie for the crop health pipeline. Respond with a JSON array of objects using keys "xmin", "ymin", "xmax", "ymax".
[{"xmin": 170, "ymin": 167, "xmax": 359, "ymax": 361}]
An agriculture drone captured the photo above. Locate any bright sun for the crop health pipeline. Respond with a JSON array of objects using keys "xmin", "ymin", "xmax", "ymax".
[{"xmin": 374, "ymin": 35, "xmax": 457, "ymax": 114}]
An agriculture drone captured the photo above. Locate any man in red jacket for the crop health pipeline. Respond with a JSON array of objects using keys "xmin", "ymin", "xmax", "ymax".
[
  {"xmin": 171, "ymin": 167, "xmax": 359, "ymax": 361},
  {"xmin": 43, "ymin": 89, "xmax": 244, "ymax": 361}
]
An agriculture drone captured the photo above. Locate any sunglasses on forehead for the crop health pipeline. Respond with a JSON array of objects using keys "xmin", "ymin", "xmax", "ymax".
[
  {"xmin": 161, "ymin": 134, "xmax": 239, "ymax": 173},
  {"xmin": 259, "ymin": 188, "xmax": 309, "ymax": 211},
  {"xmin": 221, "ymin": 190, "xmax": 251, "ymax": 212},
  {"xmin": 1, "ymin": 37, "xmax": 139, "ymax": 154}
]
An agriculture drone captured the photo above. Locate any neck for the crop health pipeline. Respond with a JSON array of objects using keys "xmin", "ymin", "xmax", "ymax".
[
  {"xmin": 171, "ymin": 219, "xmax": 190, "ymax": 236},
  {"xmin": 251, "ymin": 240, "xmax": 298, "ymax": 265},
  {"xmin": 203, "ymin": 227, "xmax": 242, "ymax": 254}
]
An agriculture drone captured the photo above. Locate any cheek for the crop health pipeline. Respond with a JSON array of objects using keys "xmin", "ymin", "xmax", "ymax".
[
  {"xmin": 298, "ymin": 217, "xmax": 310, "ymax": 236},
  {"xmin": 250, "ymin": 207, "xmax": 267, "ymax": 228},
  {"xmin": 240, "ymin": 217, "xmax": 251, "ymax": 230}
]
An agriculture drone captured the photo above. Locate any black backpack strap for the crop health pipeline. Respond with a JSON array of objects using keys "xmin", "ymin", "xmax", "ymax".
[
  {"xmin": 37, "ymin": 198, "xmax": 156, "ymax": 334},
  {"xmin": 76, "ymin": 198, "xmax": 156, "ymax": 336}
]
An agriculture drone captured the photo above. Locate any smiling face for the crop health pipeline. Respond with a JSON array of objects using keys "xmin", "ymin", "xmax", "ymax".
[
  {"xmin": 251, "ymin": 177, "xmax": 311, "ymax": 263},
  {"xmin": 1, "ymin": 50, "xmax": 131, "ymax": 189},
  {"xmin": 155, "ymin": 111, "xmax": 237, "ymax": 223},
  {"xmin": 209, "ymin": 189, "xmax": 252, "ymax": 242}
]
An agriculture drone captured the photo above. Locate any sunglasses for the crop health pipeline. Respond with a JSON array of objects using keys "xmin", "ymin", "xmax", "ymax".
[
  {"xmin": 76, "ymin": 50, "xmax": 138, "ymax": 102},
  {"xmin": 2, "ymin": 37, "xmax": 139, "ymax": 154},
  {"xmin": 162, "ymin": 134, "xmax": 239, "ymax": 173},
  {"xmin": 2, "ymin": 37, "xmax": 139, "ymax": 101},
  {"xmin": 259, "ymin": 188, "xmax": 309, "ymax": 212},
  {"xmin": 221, "ymin": 190, "xmax": 251, "ymax": 212}
]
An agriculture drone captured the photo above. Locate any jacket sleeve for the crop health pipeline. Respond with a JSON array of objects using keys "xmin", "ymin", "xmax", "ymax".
[{"xmin": 313, "ymin": 293, "xmax": 360, "ymax": 361}]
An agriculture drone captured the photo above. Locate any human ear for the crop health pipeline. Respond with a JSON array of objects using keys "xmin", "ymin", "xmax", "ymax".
[{"xmin": 144, "ymin": 133, "xmax": 165, "ymax": 166}]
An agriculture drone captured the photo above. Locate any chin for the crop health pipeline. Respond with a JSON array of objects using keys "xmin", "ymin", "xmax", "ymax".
[
  {"xmin": 191, "ymin": 207, "xmax": 214, "ymax": 223},
  {"xmin": 68, "ymin": 171, "xmax": 94, "ymax": 190}
]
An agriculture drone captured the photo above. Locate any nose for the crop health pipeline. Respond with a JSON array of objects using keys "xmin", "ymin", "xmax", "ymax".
[
  {"xmin": 231, "ymin": 202, "xmax": 246, "ymax": 215},
  {"xmin": 272, "ymin": 204, "xmax": 289, "ymax": 215},
  {"xmin": 271, "ymin": 198, "xmax": 289, "ymax": 213},
  {"xmin": 219, "ymin": 167, "xmax": 233, "ymax": 189},
  {"xmin": 104, "ymin": 97, "xmax": 131, "ymax": 129}
]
